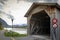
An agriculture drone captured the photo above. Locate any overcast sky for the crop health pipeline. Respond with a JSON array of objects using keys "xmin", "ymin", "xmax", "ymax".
[
  {"xmin": 0, "ymin": 0, "xmax": 60, "ymax": 25},
  {"xmin": 1, "ymin": 0, "xmax": 32, "ymax": 25}
]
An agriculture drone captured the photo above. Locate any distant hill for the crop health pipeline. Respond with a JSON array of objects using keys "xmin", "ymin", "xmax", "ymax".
[
  {"xmin": 0, "ymin": 18, "xmax": 27, "ymax": 28},
  {"xmin": 8, "ymin": 24, "xmax": 27, "ymax": 28},
  {"xmin": 20, "ymin": 24, "xmax": 27, "ymax": 26},
  {"xmin": 0, "ymin": 18, "xmax": 9, "ymax": 28}
]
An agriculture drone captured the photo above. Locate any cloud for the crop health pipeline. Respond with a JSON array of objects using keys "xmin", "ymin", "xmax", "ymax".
[
  {"xmin": 0, "ymin": 0, "xmax": 7, "ymax": 4},
  {"xmin": 18, "ymin": 0, "xmax": 57, "ymax": 2},
  {"xmin": 0, "ymin": 11, "xmax": 14, "ymax": 19},
  {"xmin": 57, "ymin": 0, "xmax": 60, "ymax": 5}
]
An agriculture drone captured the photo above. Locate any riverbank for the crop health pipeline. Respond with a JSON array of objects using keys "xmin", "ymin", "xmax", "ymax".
[{"xmin": 4, "ymin": 28, "xmax": 27, "ymax": 34}]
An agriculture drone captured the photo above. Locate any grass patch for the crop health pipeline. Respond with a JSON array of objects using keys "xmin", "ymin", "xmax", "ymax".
[{"xmin": 4, "ymin": 31, "xmax": 27, "ymax": 37}]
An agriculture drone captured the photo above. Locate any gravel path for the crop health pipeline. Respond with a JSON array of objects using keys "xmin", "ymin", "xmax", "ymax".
[
  {"xmin": 0, "ymin": 30, "xmax": 51, "ymax": 40},
  {"xmin": 14, "ymin": 35, "xmax": 51, "ymax": 40},
  {"xmin": 0, "ymin": 30, "xmax": 11, "ymax": 40}
]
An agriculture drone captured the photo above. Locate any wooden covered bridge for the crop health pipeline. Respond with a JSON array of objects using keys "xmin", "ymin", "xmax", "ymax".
[{"xmin": 24, "ymin": 2, "xmax": 60, "ymax": 40}]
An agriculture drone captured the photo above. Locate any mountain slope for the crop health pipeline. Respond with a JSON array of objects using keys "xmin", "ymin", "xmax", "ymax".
[{"xmin": 0, "ymin": 18, "xmax": 8, "ymax": 28}]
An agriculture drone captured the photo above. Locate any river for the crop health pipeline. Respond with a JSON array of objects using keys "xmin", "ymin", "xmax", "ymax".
[{"xmin": 4, "ymin": 28, "xmax": 27, "ymax": 34}]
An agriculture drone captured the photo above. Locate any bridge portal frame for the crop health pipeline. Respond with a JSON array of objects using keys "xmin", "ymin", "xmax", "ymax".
[{"xmin": 24, "ymin": 3, "xmax": 60, "ymax": 40}]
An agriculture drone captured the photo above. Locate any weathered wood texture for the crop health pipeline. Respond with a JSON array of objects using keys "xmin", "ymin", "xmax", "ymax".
[{"xmin": 25, "ymin": 3, "xmax": 60, "ymax": 40}]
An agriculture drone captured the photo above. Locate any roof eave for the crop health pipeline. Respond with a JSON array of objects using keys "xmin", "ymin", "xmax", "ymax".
[{"xmin": 24, "ymin": 3, "xmax": 60, "ymax": 17}]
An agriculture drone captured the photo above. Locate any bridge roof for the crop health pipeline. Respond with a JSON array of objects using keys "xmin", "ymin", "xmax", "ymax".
[{"xmin": 24, "ymin": 3, "xmax": 60, "ymax": 17}]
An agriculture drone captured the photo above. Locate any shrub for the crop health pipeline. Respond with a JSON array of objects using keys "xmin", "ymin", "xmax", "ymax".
[{"xmin": 4, "ymin": 31, "xmax": 27, "ymax": 37}]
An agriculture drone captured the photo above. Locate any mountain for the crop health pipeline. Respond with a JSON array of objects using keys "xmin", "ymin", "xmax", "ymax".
[
  {"xmin": 0, "ymin": 18, "xmax": 8, "ymax": 28},
  {"xmin": 20, "ymin": 24, "xmax": 27, "ymax": 26},
  {"xmin": 0, "ymin": 18, "xmax": 27, "ymax": 28},
  {"xmin": 9, "ymin": 24, "xmax": 27, "ymax": 28}
]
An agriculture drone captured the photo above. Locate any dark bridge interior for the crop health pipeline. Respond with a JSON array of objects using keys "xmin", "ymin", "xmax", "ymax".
[{"xmin": 30, "ymin": 10, "xmax": 50, "ymax": 36}]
